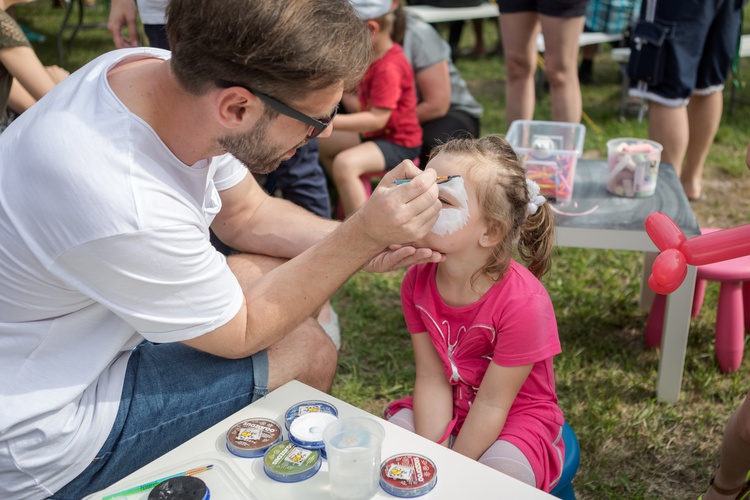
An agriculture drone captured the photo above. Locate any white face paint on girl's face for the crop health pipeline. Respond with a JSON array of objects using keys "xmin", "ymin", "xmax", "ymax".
[{"xmin": 431, "ymin": 176, "xmax": 470, "ymax": 236}]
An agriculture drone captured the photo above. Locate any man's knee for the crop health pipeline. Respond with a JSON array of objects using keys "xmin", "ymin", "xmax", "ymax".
[
  {"xmin": 267, "ymin": 319, "xmax": 338, "ymax": 393},
  {"xmin": 298, "ymin": 326, "xmax": 338, "ymax": 391}
]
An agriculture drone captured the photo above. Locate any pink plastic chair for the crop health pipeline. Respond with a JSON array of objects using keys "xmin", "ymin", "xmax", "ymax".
[{"xmin": 646, "ymin": 228, "xmax": 750, "ymax": 373}]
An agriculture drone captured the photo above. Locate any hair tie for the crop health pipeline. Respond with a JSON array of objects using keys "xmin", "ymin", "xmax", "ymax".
[{"xmin": 526, "ymin": 178, "xmax": 546, "ymax": 216}]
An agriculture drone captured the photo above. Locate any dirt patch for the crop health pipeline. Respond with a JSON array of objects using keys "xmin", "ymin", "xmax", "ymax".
[{"xmin": 691, "ymin": 169, "xmax": 750, "ymax": 229}]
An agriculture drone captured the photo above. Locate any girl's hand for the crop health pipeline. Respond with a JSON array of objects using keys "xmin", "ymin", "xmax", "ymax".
[{"xmin": 362, "ymin": 244, "xmax": 444, "ymax": 273}]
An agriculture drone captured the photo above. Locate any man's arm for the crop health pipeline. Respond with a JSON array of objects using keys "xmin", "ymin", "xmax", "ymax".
[
  {"xmin": 211, "ymin": 172, "xmax": 338, "ymax": 259},
  {"xmin": 184, "ymin": 161, "xmax": 442, "ymax": 359}
]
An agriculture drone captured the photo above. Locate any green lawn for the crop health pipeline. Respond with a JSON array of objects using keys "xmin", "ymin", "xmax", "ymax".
[{"xmin": 12, "ymin": 2, "xmax": 750, "ymax": 498}]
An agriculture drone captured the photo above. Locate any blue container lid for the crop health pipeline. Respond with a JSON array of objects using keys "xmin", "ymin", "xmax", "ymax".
[
  {"xmin": 284, "ymin": 400, "xmax": 338, "ymax": 432},
  {"xmin": 147, "ymin": 476, "xmax": 210, "ymax": 500},
  {"xmin": 288, "ymin": 412, "xmax": 338, "ymax": 449},
  {"xmin": 263, "ymin": 441, "xmax": 322, "ymax": 483},
  {"xmin": 380, "ymin": 453, "xmax": 438, "ymax": 497},
  {"xmin": 225, "ymin": 417, "xmax": 282, "ymax": 458}
]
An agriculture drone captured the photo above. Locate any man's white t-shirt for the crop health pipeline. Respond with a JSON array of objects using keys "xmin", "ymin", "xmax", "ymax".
[{"xmin": 0, "ymin": 48, "xmax": 247, "ymax": 498}]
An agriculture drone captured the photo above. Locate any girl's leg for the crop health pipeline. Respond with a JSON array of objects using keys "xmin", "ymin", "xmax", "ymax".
[
  {"xmin": 318, "ymin": 130, "xmax": 361, "ymax": 174},
  {"xmin": 328, "ymin": 141, "xmax": 385, "ymax": 217},
  {"xmin": 539, "ymin": 14, "xmax": 585, "ymax": 123},
  {"xmin": 498, "ymin": 12, "xmax": 540, "ymax": 126},
  {"xmin": 387, "ymin": 408, "xmax": 416, "ymax": 433},
  {"xmin": 478, "ymin": 439, "xmax": 536, "ymax": 488}
]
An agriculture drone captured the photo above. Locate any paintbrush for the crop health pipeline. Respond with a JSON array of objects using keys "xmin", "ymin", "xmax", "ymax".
[{"xmin": 394, "ymin": 175, "xmax": 461, "ymax": 185}]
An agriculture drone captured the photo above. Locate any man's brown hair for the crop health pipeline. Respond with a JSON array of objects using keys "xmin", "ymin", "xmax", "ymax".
[{"xmin": 167, "ymin": 0, "xmax": 372, "ymax": 101}]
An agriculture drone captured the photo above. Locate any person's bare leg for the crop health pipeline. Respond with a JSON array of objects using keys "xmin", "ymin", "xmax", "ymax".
[
  {"xmin": 540, "ymin": 14, "xmax": 585, "ymax": 123},
  {"xmin": 579, "ymin": 44, "xmax": 597, "ymax": 83},
  {"xmin": 703, "ymin": 389, "xmax": 750, "ymax": 500},
  {"xmin": 330, "ymin": 141, "xmax": 385, "ymax": 217},
  {"xmin": 648, "ymin": 101, "xmax": 689, "ymax": 176},
  {"xmin": 682, "ymin": 91, "xmax": 723, "ymax": 200},
  {"xmin": 471, "ymin": 18, "xmax": 485, "ymax": 55},
  {"xmin": 266, "ymin": 317, "xmax": 338, "ymax": 393},
  {"xmin": 499, "ymin": 12, "xmax": 540, "ymax": 126},
  {"xmin": 226, "ymin": 253, "xmax": 338, "ymax": 393},
  {"xmin": 318, "ymin": 130, "xmax": 360, "ymax": 174},
  {"xmin": 581, "ymin": 44, "xmax": 597, "ymax": 61}
]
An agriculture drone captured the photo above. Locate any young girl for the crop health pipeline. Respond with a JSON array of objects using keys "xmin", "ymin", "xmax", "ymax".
[{"xmin": 385, "ymin": 135, "xmax": 565, "ymax": 492}]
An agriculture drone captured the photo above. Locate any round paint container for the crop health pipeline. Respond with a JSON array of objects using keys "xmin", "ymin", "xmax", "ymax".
[
  {"xmin": 225, "ymin": 417, "xmax": 282, "ymax": 458},
  {"xmin": 263, "ymin": 440, "xmax": 322, "ymax": 483},
  {"xmin": 284, "ymin": 400, "xmax": 338, "ymax": 433},
  {"xmin": 147, "ymin": 476, "xmax": 210, "ymax": 500},
  {"xmin": 380, "ymin": 453, "xmax": 438, "ymax": 497},
  {"xmin": 288, "ymin": 412, "xmax": 338, "ymax": 450}
]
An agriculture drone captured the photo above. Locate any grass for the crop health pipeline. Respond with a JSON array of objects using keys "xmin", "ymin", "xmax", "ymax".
[{"xmin": 12, "ymin": 2, "xmax": 750, "ymax": 499}]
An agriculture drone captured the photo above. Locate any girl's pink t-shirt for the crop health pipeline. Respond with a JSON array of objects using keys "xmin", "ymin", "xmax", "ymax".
[{"xmin": 399, "ymin": 260, "xmax": 565, "ymax": 491}]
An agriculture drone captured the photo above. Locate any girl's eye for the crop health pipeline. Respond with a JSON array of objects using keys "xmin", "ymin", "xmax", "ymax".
[{"xmin": 438, "ymin": 197, "xmax": 452, "ymax": 206}]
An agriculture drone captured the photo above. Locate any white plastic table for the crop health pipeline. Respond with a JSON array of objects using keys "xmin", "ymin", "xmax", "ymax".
[
  {"xmin": 87, "ymin": 380, "xmax": 555, "ymax": 499},
  {"xmin": 553, "ymin": 159, "xmax": 701, "ymax": 403},
  {"xmin": 403, "ymin": 3, "xmax": 499, "ymax": 24}
]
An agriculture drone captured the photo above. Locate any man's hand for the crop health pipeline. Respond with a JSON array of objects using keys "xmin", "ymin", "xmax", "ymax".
[
  {"xmin": 108, "ymin": 0, "xmax": 140, "ymax": 49},
  {"xmin": 350, "ymin": 159, "xmax": 442, "ymax": 251},
  {"xmin": 363, "ymin": 244, "xmax": 444, "ymax": 273}
]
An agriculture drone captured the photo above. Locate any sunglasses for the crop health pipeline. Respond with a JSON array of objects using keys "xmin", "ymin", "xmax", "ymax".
[{"xmin": 216, "ymin": 80, "xmax": 337, "ymax": 139}]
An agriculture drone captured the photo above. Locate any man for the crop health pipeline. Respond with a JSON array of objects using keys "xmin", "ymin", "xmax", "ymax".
[
  {"xmin": 0, "ymin": 0, "xmax": 443, "ymax": 498},
  {"xmin": 109, "ymin": 0, "xmax": 342, "ymax": 351}
]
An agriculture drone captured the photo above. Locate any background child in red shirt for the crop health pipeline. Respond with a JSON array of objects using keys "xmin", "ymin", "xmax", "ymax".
[{"xmin": 319, "ymin": 0, "xmax": 422, "ymax": 217}]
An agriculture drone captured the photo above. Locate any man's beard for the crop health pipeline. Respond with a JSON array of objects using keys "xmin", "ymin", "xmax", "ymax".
[{"xmin": 219, "ymin": 117, "xmax": 304, "ymax": 175}]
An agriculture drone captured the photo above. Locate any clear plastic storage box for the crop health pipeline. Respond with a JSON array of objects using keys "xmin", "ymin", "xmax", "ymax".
[{"xmin": 505, "ymin": 120, "xmax": 586, "ymax": 202}]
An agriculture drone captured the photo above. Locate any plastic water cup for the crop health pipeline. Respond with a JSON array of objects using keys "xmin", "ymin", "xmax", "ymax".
[
  {"xmin": 322, "ymin": 417, "xmax": 385, "ymax": 500},
  {"xmin": 606, "ymin": 138, "xmax": 663, "ymax": 197}
]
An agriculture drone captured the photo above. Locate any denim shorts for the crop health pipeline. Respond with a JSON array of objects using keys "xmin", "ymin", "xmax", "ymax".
[
  {"xmin": 628, "ymin": 0, "xmax": 744, "ymax": 106},
  {"xmin": 49, "ymin": 341, "xmax": 269, "ymax": 499},
  {"xmin": 499, "ymin": 0, "xmax": 589, "ymax": 18}
]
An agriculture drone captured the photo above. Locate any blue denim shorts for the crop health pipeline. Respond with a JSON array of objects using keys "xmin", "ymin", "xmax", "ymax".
[
  {"xmin": 49, "ymin": 341, "xmax": 269, "ymax": 499},
  {"xmin": 628, "ymin": 0, "xmax": 744, "ymax": 106}
]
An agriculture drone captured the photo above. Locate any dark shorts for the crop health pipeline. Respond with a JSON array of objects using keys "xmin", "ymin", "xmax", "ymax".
[
  {"xmin": 628, "ymin": 0, "xmax": 744, "ymax": 106},
  {"xmin": 420, "ymin": 109, "xmax": 480, "ymax": 167},
  {"xmin": 51, "ymin": 342, "xmax": 269, "ymax": 499},
  {"xmin": 366, "ymin": 139, "xmax": 422, "ymax": 170},
  {"xmin": 499, "ymin": 0, "xmax": 588, "ymax": 18},
  {"xmin": 143, "ymin": 24, "xmax": 169, "ymax": 50}
]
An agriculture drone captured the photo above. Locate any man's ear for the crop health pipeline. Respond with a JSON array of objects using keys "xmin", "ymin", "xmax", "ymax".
[{"xmin": 216, "ymin": 88, "xmax": 252, "ymax": 127}]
